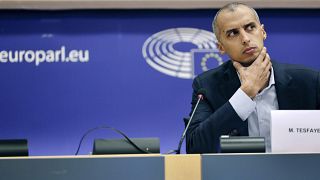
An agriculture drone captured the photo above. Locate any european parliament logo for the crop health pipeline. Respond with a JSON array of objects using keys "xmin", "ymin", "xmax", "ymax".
[{"xmin": 142, "ymin": 28, "xmax": 224, "ymax": 79}]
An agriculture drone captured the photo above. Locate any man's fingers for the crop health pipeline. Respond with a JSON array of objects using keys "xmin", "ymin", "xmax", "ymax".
[
  {"xmin": 265, "ymin": 71, "xmax": 271, "ymax": 82},
  {"xmin": 232, "ymin": 61, "xmax": 243, "ymax": 71},
  {"xmin": 253, "ymin": 47, "xmax": 267, "ymax": 65},
  {"xmin": 262, "ymin": 61, "xmax": 271, "ymax": 75},
  {"xmin": 261, "ymin": 60, "xmax": 272, "ymax": 80},
  {"xmin": 260, "ymin": 52, "xmax": 271, "ymax": 70},
  {"xmin": 263, "ymin": 53, "xmax": 271, "ymax": 64},
  {"xmin": 264, "ymin": 53, "xmax": 272, "ymax": 70}
]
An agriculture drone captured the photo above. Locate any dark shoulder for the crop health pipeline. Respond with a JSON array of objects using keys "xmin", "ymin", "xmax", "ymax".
[
  {"xmin": 192, "ymin": 60, "xmax": 234, "ymax": 90},
  {"xmin": 195, "ymin": 60, "xmax": 232, "ymax": 81},
  {"xmin": 273, "ymin": 61, "xmax": 319, "ymax": 76}
]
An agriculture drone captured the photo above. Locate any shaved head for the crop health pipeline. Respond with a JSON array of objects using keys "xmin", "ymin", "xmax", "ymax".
[{"xmin": 212, "ymin": 2, "xmax": 261, "ymax": 41}]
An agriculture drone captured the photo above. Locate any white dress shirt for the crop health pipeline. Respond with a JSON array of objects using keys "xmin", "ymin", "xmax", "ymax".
[{"xmin": 229, "ymin": 67, "xmax": 279, "ymax": 152}]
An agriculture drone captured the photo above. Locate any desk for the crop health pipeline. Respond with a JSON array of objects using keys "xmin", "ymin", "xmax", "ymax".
[
  {"xmin": 202, "ymin": 153, "xmax": 320, "ymax": 180},
  {"xmin": 0, "ymin": 154, "xmax": 164, "ymax": 180},
  {"xmin": 1, "ymin": 153, "xmax": 319, "ymax": 180}
]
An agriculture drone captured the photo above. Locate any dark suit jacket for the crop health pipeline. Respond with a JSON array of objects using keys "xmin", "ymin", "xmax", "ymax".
[{"xmin": 186, "ymin": 60, "xmax": 320, "ymax": 153}]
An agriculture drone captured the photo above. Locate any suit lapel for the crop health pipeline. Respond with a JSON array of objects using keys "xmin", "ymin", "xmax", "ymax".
[
  {"xmin": 273, "ymin": 62, "xmax": 299, "ymax": 109},
  {"xmin": 217, "ymin": 61, "xmax": 299, "ymax": 109},
  {"xmin": 219, "ymin": 61, "xmax": 241, "ymax": 101}
]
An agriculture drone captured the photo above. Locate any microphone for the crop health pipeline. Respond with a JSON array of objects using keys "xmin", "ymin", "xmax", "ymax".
[{"xmin": 176, "ymin": 88, "xmax": 207, "ymax": 154}]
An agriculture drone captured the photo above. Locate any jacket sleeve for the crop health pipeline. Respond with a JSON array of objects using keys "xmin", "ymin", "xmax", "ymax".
[{"xmin": 186, "ymin": 76, "xmax": 247, "ymax": 153}]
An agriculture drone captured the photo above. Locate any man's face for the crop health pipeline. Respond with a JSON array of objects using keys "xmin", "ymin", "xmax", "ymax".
[{"xmin": 216, "ymin": 6, "xmax": 266, "ymax": 66}]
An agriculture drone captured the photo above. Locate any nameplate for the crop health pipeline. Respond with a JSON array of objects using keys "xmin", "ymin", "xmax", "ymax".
[{"xmin": 271, "ymin": 110, "xmax": 320, "ymax": 153}]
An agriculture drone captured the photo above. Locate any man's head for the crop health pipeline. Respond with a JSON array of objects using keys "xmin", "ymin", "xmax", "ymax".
[{"xmin": 213, "ymin": 3, "xmax": 267, "ymax": 66}]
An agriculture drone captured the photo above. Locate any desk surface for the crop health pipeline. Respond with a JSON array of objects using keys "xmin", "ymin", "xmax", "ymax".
[
  {"xmin": 1, "ymin": 153, "xmax": 319, "ymax": 180},
  {"xmin": 202, "ymin": 153, "xmax": 320, "ymax": 180},
  {"xmin": 0, "ymin": 154, "xmax": 164, "ymax": 180}
]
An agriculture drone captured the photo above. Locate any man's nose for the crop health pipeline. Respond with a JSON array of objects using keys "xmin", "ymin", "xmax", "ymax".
[{"xmin": 240, "ymin": 30, "xmax": 250, "ymax": 45}]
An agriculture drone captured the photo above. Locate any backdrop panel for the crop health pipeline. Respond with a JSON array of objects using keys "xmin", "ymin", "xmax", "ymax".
[{"xmin": 0, "ymin": 9, "xmax": 319, "ymax": 155}]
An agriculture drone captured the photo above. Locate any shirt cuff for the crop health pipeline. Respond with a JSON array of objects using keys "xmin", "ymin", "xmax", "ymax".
[{"xmin": 229, "ymin": 88, "xmax": 256, "ymax": 121}]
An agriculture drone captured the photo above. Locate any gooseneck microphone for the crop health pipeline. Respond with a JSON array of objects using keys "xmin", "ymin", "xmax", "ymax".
[{"xmin": 176, "ymin": 88, "xmax": 207, "ymax": 154}]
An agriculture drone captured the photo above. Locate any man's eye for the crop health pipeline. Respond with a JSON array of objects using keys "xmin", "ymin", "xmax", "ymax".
[
  {"xmin": 246, "ymin": 25, "xmax": 256, "ymax": 31},
  {"xmin": 227, "ymin": 31, "xmax": 238, "ymax": 37}
]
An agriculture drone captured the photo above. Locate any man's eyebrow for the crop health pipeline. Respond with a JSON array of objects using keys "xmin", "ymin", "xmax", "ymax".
[
  {"xmin": 223, "ymin": 22, "xmax": 257, "ymax": 35},
  {"xmin": 225, "ymin": 28, "xmax": 238, "ymax": 35},
  {"xmin": 243, "ymin": 22, "xmax": 256, "ymax": 29}
]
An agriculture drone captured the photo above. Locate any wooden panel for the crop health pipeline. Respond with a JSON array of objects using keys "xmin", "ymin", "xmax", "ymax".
[{"xmin": 164, "ymin": 154, "xmax": 201, "ymax": 180}]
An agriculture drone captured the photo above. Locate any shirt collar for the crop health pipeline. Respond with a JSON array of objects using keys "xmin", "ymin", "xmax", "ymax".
[
  {"xmin": 267, "ymin": 66, "xmax": 275, "ymax": 87},
  {"xmin": 258, "ymin": 66, "xmax": 275, "ymax": 95}
]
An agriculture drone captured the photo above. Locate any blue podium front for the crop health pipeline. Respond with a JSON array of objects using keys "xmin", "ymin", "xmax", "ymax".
[
  {"xmin": 202, "ymin": 153, "xmax": 320, "ymax": 180},
  {"xmin": 0, "ymin": 155, "xmax": 164, "ymax": 180}
]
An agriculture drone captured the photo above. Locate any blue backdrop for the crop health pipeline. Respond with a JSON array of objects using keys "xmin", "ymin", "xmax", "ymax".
[{"xmin": 0, "ymin": 9, "xmax": 319, "ymax": 155}]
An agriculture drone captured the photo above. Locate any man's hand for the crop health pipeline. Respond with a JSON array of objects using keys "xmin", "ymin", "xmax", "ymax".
[{"xmin": 233, "ymin": 47, "xmax": 272, "ymax": 99}]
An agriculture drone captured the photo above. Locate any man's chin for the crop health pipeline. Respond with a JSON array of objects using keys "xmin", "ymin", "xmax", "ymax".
[
  {"xmin": 240, "ymin": 55, "xmax": 259, "ymax": 67},
  {"xmin": 241, "ymin": 61, "xmax": 254, "ymax": 67}
]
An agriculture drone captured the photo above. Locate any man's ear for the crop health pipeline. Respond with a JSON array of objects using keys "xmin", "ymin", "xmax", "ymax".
[
  {"xmin": 261, "ymin": 24, "xmax": 267, "ymax": 40},
  {"xmin": 216, "ymin": 41, "xmax": 225, "ymax": 54}
]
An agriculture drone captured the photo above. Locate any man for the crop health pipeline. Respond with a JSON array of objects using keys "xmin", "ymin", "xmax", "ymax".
[{"xmin": 186, "ymin": 2, "xmax": 320, "ymax": 153}]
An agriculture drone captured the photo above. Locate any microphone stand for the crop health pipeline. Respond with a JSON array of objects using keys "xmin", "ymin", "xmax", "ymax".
[{"xmin": 176, "ymin": 94, "xmax": 203, "ymax": 154}]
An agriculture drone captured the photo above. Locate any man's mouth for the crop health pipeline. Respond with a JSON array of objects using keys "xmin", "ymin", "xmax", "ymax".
[{"xmin": 243, "ymin": 47, "xmax": 257, "ymax": 54}]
